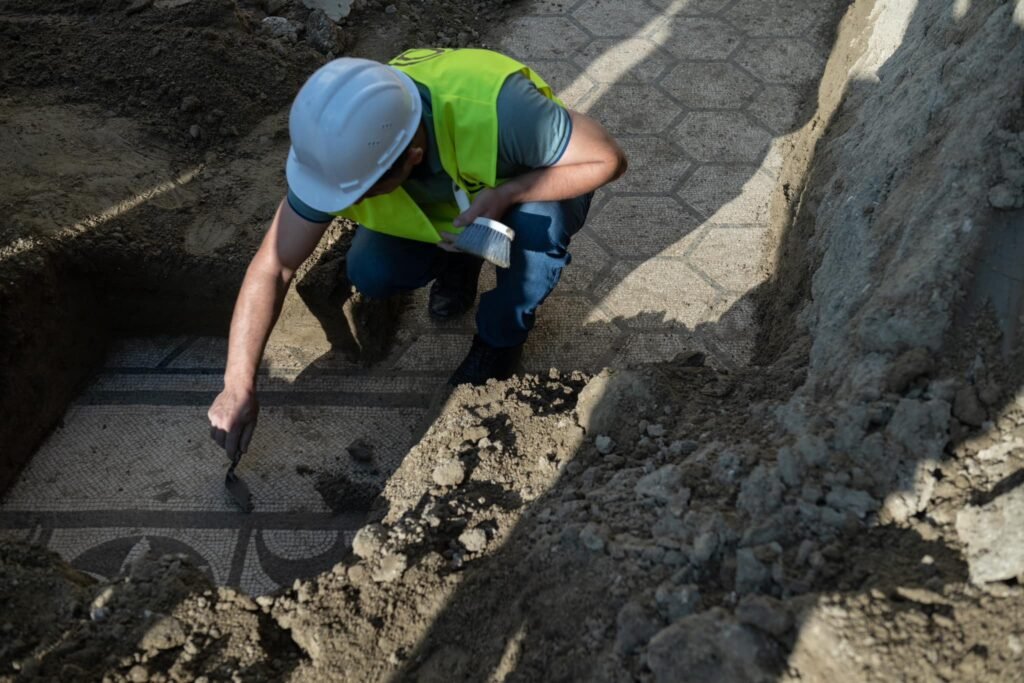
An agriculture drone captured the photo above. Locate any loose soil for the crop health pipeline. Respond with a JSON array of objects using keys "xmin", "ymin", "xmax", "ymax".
[{"xmin": 4, "ymin": 0, "xmax": 1024, "ymax": 681}]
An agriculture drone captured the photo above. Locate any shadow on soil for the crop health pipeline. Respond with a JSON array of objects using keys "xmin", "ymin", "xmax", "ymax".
[{"xmin": 388, "ymin": 1, "xmax": 1024, "ymax": 680}]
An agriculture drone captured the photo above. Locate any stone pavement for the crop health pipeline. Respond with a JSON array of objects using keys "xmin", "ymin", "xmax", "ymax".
[{"xmin": 0, "ymin": 0, "xmax": 838, "ymax": 594}]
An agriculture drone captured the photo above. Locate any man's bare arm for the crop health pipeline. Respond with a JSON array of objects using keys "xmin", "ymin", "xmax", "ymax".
[
  {"xmin": 453, "ymin": 110, "xmax": 627, "ymax": 225},
  {"xmin": 208, "ymin": 199, "xmax": 329, "ymax": 458}
]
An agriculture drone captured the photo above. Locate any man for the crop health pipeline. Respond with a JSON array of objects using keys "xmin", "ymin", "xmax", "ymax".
[{"xmin": 208, "ymin": 48, "xmax": 626, "ymax": 459}]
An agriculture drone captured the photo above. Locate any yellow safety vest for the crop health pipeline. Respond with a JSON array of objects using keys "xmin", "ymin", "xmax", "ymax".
[{"xmin": 335, "ymin": 48, "xmax": 563, "ymax": 243}]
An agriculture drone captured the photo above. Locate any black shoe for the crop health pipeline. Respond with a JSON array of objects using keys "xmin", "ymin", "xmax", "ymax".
[
  {"xmin": 429, "ymin": 252, "xmax": 484, "ymax": 320},
  {"xmin": 449, "ymin": 335, "xmax": 523, "ymax": 386}
]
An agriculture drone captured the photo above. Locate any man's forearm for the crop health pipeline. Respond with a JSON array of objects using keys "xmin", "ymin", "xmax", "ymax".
[
  {"xmin": 223, "ymin": 263, "xmax": 290, "ymax": 392},
  {"xmin": 499, "ymin": 159, "xmax": 621, "ymax": 205}
]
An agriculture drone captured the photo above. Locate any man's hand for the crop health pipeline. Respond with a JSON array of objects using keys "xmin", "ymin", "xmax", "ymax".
[
  {"xmin": 208, "ymin": 385, "xmax": 259, "ymax": 462},
  {"xmin": 452, "ymin": 186, "xmax": 519, "ymax": 227},
  {"xmin": 205, "ymin": 198, "xmax": 328, "ymax": 464}
]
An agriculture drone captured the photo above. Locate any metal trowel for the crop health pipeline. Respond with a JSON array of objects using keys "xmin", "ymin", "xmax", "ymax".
[{"xmin": 225, "ymin": 452, "xmax": 254, "ymax": 513}]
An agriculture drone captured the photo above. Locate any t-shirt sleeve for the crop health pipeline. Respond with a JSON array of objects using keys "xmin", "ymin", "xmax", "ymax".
[
  {"xmin": 495, "ymin": 73, "xmax": 573, "ymax": 172},
  {"xmin": 286, "ymin": 187, "xmax": 334, "ymax": 224}
]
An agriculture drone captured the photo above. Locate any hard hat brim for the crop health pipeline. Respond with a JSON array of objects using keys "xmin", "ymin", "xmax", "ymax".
[{"xmin": 286, "ymin": 67, "xmax": 423, "ymax": 215}]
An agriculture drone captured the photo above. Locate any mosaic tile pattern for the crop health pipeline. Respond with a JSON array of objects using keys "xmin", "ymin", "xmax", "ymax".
[{"xmin": 0, "ymin": 0, "xmax": 839, "ymax": 594}]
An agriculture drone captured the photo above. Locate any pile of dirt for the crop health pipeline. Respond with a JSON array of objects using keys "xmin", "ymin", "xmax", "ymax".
[{"xmin": 4, "ymin": 355, "xmax": 1022, "ymax": 680}]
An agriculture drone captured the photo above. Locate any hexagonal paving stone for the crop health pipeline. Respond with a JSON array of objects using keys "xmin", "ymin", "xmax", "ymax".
[
  {"xmin": 394, "ymin": 332, "xmax": 469, "ymax": 372},
  {"xmin": 609, "ymin": 136, "xmax": 692, "ymax": 194},
  {"xmin": 402, "ymin": 286, "xmax": 478, "ymax": 333},
  {"xmin": 522, "ymin": 294, "xmax": 623, "ymax": 371},
  {"xmin": 725, "ymin": 0, "xmax": 818, "ymax": 37},
  {"xmin": 612, "ymin": 330, "xmax": 710, "ymax": 366},
  {"xmin": 562, "ymin": 231, "xmax": 611, "ymax": 292},
  {"xmin": 647, "ymin": 0, "xmax": 732, "ymax": 14},
  {"xmin": 529, "ymin": 0, "xmax": 577, "ymax": 13},
  {"xmin": 734, "ymin": 38, "xmax": 827, "ymax": 85},
  {"xmin": 726, "ymin": 0, "xmax": 839, "ymax": 40},
  {"xmin": 678, "ymin": 165, "xmax": 774, "ymax": 224},
  {"xmin": 500, "ymin": 16, "xmax": 591, "ymax": 61},
  {"xmin": 571, "ymin": 0, "xmax": 663, "ymax": 38},
  {"xmin": 661, "ymin": 61, "xmax": 760, "ymax": 110},
  {"xmin": 688, "ymin": 227, "xmax": 768, "ymax": 292},
  {"xmin": 532, "ymin": 59, "xmax": 597, "ymax": 109},
  {"xmin": 747, "ymin": 83, "xmax": 808, "ymax": 133},
  {"xmin": 594, "ymin": 259, "xmax": 722, "ymax": 329},
  {"xmin": 588, "ymin": 196, "xmax": 702, "ymax": 259},
  {"xmin": 674, "ymin": 111, "xmax": 772, "ymax": 163},
  {"xmin": 586, "ymin": 84, "xmax": 683, "ymax": 134},
  {"xmin": 574, "ymin": 38, "xmax": 676, "ymax": 85},
  {"xmin": 653, "ymin": 16, "xmax": 742, "ymax": 60}
]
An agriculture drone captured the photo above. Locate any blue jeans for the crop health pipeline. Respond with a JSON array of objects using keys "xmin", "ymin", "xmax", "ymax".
[{"xmin": 346, "ymin": 193, "xmax": 593, "ymax": 348}]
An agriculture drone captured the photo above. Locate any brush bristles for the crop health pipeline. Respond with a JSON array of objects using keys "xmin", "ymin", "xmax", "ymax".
[{"xmin": 454, "ymin": 222, "xmax": 512, "ymax": 268}]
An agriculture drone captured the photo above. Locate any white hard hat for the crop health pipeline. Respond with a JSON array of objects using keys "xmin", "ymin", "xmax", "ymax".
[{"xmin": 286, "ymin": 58, "xmax": 422, "ymax": 213}]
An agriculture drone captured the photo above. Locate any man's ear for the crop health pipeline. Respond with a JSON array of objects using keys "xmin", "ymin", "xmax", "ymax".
[{"xmin": 407, "ymin": 146, "xmax": 425, "ymax": 166}]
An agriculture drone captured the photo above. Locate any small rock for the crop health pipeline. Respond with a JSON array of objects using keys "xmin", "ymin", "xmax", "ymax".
[
  {"xmin": 579, "ymin": 523, "xmax": 606, "ymax": 552},
  {"xmin": 735, "ymin": 594, "xmax": 792, "ymax": 637},
  {"xmin": 614, "ymin": 601, "xmax": 660, "ymax": 655},
  {"xmin": 647, "ymin": 423, "xmax": 666, "ymax": 438},
  {"xmin": 261, "ymin": 16, "xmax": 300, "ymax": 41},
  {"xmin": 299, "ymin": 0, "xmax": 352, "ymax": 21},
  {"xmin": 691, "ymin": 531, "xmax": 718, "ymax": 565},
  {"xmin": 953, "ymin": 385, "xmax": 986, "ymax": 428},
  {"xmin": 180, "ymin": 95, "xmax": 201, "ymax": 114},
  {"xmin": 458, "ymin": 528, "xmax": 487, "ymax": 553},
  {"xmin": 956, "ymin": 482, "xmax": 1024, "ymax": 584},
  {"xmin": 432, "ymin": 458, "xmax": 466, "ymax": 487},
  {"xmin": 894, "ymin": 586, "xmax": 951, "ymax": 606},
  {"xmin": 635, "ymin": 465, "xmax": 688, "ymax": 504},
  {"xmin": 347, "ymin": 564, "xmax": 369, "ymax": 584},
  {"xmin": 384, "ymin": 3, "xmax": 397, "ymax": 13},
  {"xmin": 654, "ymin": 583, "xmax": 701, "ymax": 621},
  {"xmin": 825, "ymin": 486, "xmax": 878, "ymax": 519},
  {"xmin": 189, "ymin": 124, "xmax": 202, "ymax": 139},
  {"xmin": 737, "ymin": 464, "xmax": 784, "ymax": 518},
  {"xmin": 795, "ymin": 434, "xmax": 827, "ymax": 467},
  {"xmin": 305, "ymin": 8, "xmax": 339, "ymax": 54},
  {"xmin": 372, "ymin": 553, "xmax": 407, "ymax": 583},
  {"xmin": 352, "ymin": 523, "xmax": 387, "ymax": 560},
  {"xmin": 776, "ymin": 446, "xmax": 803, "ymax": 487},
  {"xmin": 595, "ymin": 434, "xmax": 614, "ymax": 454},
  {"xmin": 668, "ymin": 439, "xmax": 699, "ymax": 457},
  {"xmin": 988, "ymin": 182, "xmax": 1024, "ymax": 209},
  {"xmin": 648, "ymin": 610, "xmax": 783, "ymax": 683},
  {"xmin": 128, "ymin": 665, "xmax": 150, "ymax": 683},
  {"xmin": 735, "ymin": 548, "xmax": 770, "ymax": 595},
  {"xmin": 140, "ymin": 616, "xmax": 187, "ymax": 651}
]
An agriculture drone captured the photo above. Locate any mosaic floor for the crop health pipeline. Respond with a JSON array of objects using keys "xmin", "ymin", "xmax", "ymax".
[{"xmin": 0, "ymin": 0, "xmax": 838, "ymax": 594}]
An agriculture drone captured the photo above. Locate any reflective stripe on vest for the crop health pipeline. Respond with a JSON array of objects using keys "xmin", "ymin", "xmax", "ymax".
[{"xmin": 335, "ymin": 48, "xmax": 563, "ymax": 243}]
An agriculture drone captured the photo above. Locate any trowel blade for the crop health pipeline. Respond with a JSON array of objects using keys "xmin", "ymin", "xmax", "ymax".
[{"xmin": 225, "ymin": 471, "xmax": 254, "ymax": 513}]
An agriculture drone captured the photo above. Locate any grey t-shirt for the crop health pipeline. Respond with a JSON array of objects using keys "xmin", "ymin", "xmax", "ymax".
[{"xmin": 287, "ymin": 73, "xmax": 572, "ymax": 223}]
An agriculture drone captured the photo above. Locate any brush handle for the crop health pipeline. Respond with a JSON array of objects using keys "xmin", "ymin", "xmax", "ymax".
[{"xmin": 452, "ymin": 181, "xmax": 472, "ymax": 212}]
